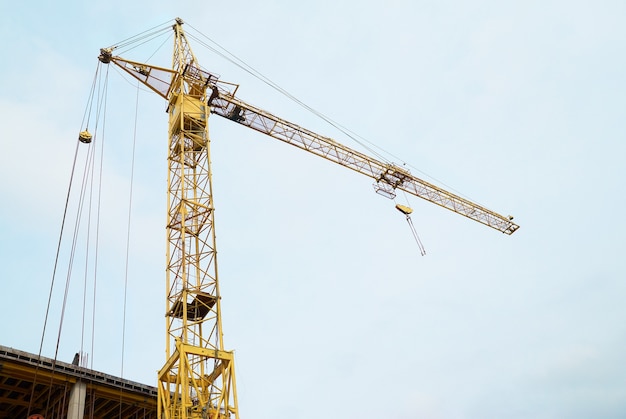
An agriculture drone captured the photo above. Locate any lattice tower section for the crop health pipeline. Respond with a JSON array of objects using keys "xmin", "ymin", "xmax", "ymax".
[{"xmin": 157, "ymin": 20, "xmax": 238, "ymax": 419}]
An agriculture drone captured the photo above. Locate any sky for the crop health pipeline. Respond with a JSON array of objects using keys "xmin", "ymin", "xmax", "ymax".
[{"xmin": 1, "ymin": 1, "xmax": 625, "ymax": 418}]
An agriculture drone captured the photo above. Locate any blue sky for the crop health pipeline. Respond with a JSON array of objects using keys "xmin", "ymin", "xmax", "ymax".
[{"xmin": 1, "ymin": 1, "xmax": 625, "ymax": 418}]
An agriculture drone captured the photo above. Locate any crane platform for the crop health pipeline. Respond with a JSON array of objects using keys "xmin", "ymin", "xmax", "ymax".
[{"xmin": 0, "ymin": 345, "xmax": 156, "ymax": 418}]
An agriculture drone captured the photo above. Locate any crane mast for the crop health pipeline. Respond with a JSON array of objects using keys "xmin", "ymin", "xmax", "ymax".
[
  {"xmin": 100, "ymin": 19, "xmax": 238, "ymax": 418},
  {"xmin": 97, "ymin": 17, "xmax": 519, "ymax": 419}
]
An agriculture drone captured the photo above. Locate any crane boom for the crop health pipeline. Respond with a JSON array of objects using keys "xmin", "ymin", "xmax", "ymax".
[{"xmin": 209, "ymin": 92, "xmax": 519, "ymax": 235}]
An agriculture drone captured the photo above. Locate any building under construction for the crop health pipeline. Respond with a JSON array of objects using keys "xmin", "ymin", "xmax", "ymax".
[{"xmin": 0, "ymin": 345, "xmax": 156, "ymax": 418}]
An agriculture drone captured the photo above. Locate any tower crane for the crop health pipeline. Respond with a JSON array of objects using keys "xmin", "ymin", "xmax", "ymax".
[{"xmin": 94, "ymin": 17, "xmax": 519, "ymax": 419}]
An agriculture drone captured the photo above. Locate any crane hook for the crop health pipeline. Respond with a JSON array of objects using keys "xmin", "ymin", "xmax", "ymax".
[
  {"xmin": 78, "ymin": 130, "xmax": 92, "ymax": 144},
  {"xmin": 395, "ymin": 204, "xmax": 426, "ymax": 256}
]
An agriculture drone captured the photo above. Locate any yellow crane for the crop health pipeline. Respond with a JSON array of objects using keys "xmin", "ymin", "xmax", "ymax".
[{"xmin": 95, "ymin": 17, "xmax": 519, "ymax": 419}]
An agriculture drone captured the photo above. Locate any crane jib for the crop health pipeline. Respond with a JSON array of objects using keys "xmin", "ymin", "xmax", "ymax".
[{"xmin": 209, "ymin": 93, "xmax": 519, "ymax": 235}]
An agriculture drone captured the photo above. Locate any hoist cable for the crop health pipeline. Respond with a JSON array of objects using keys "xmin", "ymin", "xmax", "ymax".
[
  {"xmin": 43, "ymin": 104, "xmax": 101, "ymax": 414},
  {"xmin": 79, "ymin": 133, "xmax": 94, "ymax": 367},
  {"xmin": 81, "ymin": 61, "xmax": 102, "ymax": 130},
  {"xmin": 90, "ymin": 65, "xmax": 110, "ymax": 371},
  {"xmin": 80, "ymin": 63, "xmax": 111, "ymax": 373},
  {"xmin": 80, "ymin": 98, "xmax": 103, "ymax": 365},
  {"xmin": 405, "ymin": 215, "xmax": 426, "ymax": 256},
  {"xmin": 26, "ymin": 59, "xmax": 106, "ymax": 418},
  {"xmin": 77, "ymin": 62, "xmax": 111, "ymax": 419}
]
